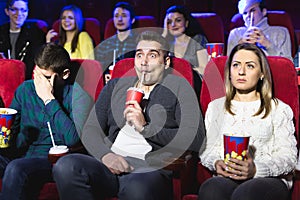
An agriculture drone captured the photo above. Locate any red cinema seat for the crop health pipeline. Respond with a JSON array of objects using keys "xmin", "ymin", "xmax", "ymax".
[
  {"xmin": 69, "ymin": 59, "xmax": 104, "ymax": 102},
  {"xmin": 0, "ymin": 59, "xmax": 25, "ymax": 107},
  {"xmin": 183, "ymin": 56, "xmax": 300, "ymax": 200},
  {"xmin": 191, "ymin": 13, "xmax": 225, "ymax": 43}
]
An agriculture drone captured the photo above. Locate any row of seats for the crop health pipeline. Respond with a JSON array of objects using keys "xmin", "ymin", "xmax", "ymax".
[
  {"xmin": 27, "ymin": 10, "xmax": 299, "ymax": 57},
  {"xmin": 0, "ymin": 55, "xmax": 299, "ymax": 200}
]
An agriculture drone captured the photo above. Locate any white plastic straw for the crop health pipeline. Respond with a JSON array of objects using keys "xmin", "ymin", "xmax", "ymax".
[
  {"xmin": 249, "ymin": 11, "xmax": 254, "ymax": 27},
  {"xmin": 112, "ymin": 49, "xmax": 116, "ymax": 66},
  {"xmin": 47, "ymin": 122, "xmax": 56, "ymax": 147},
  {"xmin": 140, "ymin": 72, "xmax": 145, "ymax": 89},
  {"xmin": 7, "ymin": 49, "xmax": 10, "ymax": 59}
]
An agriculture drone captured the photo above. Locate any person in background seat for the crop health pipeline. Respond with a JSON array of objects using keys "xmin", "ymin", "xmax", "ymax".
[
  {"xmin": 95, "ymin": 1, "xmax": 137, "ymax": 84},
  {"xmin": 46, "ymin": 5, "xmax": 94, "ymax": 59},
  {"xmin": 0, "ymin": 0, "xmax": 45, "ymax": 80},
  {"xmin": 227, "ymin": 0, "xmax": 292, "ymax": 61}
]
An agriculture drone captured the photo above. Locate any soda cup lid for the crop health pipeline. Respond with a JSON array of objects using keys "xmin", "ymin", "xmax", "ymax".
[
  {"xmin": 49, "ymin": 145, "xmax": 69, "ymax": 154},
  {"xmin": 127, "ymin": 87, "xmax": 144, "ymax": 94}
]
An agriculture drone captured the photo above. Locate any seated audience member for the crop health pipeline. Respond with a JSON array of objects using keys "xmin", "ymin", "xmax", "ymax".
[
  {"xmin": 0, "ymin": 0, "xmax": 45, "ymax": 80},
  {"xmin": 46, "ymin": 5, "xmax": 94, "ymax": 59},
  {"xmin": 227, "ymin": 0, "xmax": 292, "ymax": 61},
  {"xmin": 199, "ymin": 43, "xmax": 297, "ymax": 200},
  {"xmin": 162, "ymin": 5, "xmax": 209, "ymax": 76},
  {"xmin": 95, "ymin": 1, "xmax": 137, "ymax": 83},
  {"xmin": 0, "ymin": 43, "xmax": 93, "ymax": 199},
  {"xmin": 52, "ymin": 31, "xmax": 205, "ymax": 200}
]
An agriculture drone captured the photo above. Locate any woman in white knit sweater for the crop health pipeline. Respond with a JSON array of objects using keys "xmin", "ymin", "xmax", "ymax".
[{"xmin": 198, "ymin": 43, "xmax": 297, "ymax": 200}]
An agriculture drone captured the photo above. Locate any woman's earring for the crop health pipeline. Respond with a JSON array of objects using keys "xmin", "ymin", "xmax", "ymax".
[{"xmin": 260, "ymin": 77, "xmax": 263, "ymax": 81}]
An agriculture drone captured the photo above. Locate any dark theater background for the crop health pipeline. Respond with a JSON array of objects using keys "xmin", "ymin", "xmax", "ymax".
[{"xmin": 1, "ymin": 0, "xmax": 300, "ymax": 44}]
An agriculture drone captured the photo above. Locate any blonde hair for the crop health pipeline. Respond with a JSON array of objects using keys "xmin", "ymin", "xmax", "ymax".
[{"xmin": 224, "ymin": 43, "xmax": 276, "ymax": 118}]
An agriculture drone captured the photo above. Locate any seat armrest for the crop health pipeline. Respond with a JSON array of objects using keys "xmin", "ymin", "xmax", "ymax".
[
  {"xmin": 163, "ymin": 151, "xmax": 194, "ymax": 171},
  {"xmin": 295, "ymin": 169, "xmax": 300, "ymax": 180},
  {"xmin": 69, "ymin": 142, "xmax": 88, "ymax": 154}
]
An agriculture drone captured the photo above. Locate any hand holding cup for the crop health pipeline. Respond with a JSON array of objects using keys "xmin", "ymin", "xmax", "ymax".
[
  {"xmin": 222, "ymin": 134, "xmax": 256, "ymax": 180},
  {"xmin": 124, "ymin": 87, "xmax": 146, "ymax": 132}
]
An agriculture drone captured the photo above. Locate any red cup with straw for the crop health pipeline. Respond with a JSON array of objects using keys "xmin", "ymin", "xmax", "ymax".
[
  {"xmin": 47, "ymin": 122, "xmax": 69, "ymax": 164},
  {"xmin": 125, "ymin": 72, "xmax": 145, "ymax": 108}
]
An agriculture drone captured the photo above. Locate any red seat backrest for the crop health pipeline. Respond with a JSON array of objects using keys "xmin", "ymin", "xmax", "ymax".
[
  {"xmin": 111, "ymin": 57, "xmax": 193, "ymax": 86},
  {"xmin": 191, "ymin": 13, "xmax": 225, "ymax": 43},
  {"xmin": 52, "ymin": 18, "xmax": 101, "ymax": 46},
  {"xmin": 201, "ymin": 56, "xmax": 299, "ymax": 140},
  {"xmin": 70, "ymin": 59, "xmax": 104, "ymax": 102},
  {"xmin": 0, "ymin": 59, "xmax": 25, "ymax": 107},
  {"xmin": 104, "ymin": 16, "xmax": 157, "ymax": 39},
  {"xmin": 229, "ymin": 11, "xmax": 297, "ymax": 57}
]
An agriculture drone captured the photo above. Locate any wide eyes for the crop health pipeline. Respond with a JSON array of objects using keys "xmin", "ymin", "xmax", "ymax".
[
  {"xmin": 135, "ymin": 53, "xmax": 142, "ymax": 58},
  {"xmin": 135, "ymin": 52, "xmax": 158, "ymax": 59},
  {"xmin": 149, "ymin": 53, "xmax": 157, "ymax": 58}
]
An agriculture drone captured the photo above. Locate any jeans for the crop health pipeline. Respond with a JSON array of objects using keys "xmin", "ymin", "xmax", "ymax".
[
  {"xmin": 53, "ymin": 153, "xmax": 173, "ymax": 200},
  {"xmin": 198, "ymin": 176, "xmax": 290, "ymax": 200},
  {"xmin": 0, "ymin": 156, "xmax": 52, "ymax": 200}
]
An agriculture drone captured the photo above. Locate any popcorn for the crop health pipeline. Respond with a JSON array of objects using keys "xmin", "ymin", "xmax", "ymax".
[
  {"xmin": 1, "ymin": 126, "xmax": 7, "ymax": 133},
  {"xmin": 236, "ymin": 155, "xmax": 243, "ymax": 160},
  {"xmin": 211, "ymin": 52, "xmax": 217, "ymax": 58},
  {"xmin": 231, "ymin": 151, "xmax": 238, "ymax": 158},
  {"xmin": 0, "ymin": 110, "xmax": 8, "ymax": 114},
  {"xmin": 241, "ymin": 150, "xmax": 247, "ymax": 157}
]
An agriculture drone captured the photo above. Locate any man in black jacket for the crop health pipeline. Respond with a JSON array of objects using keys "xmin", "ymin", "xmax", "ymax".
[{"xmin": 0, "ymin": 0, "xmax": 45, "ymax": 80}]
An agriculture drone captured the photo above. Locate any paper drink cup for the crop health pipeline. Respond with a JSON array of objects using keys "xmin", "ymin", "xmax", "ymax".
[
  {"xmin": 126, "ymin": 87, "xmax": 144, "ymax": 107},
  {"xmin": 206, "ymin": 43, "xmax": 224, "ymax": 58},
  {"xmin": 223, "ymin": 134, "xmax": 250, "ymax": 163},
  {"xmin": 0, "ymin": 108, "xmax": 17, "ymax": 148},
  {"xmin": 48, "ymin": 145, "xmax": 69, "ymax": 164}
]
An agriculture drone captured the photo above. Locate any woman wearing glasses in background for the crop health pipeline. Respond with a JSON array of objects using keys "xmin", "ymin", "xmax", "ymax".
[
  {"xmin": 46, "ymin": 5, "xmax": 94, "ymax": 60},
  {"xmin": 0, "ymin": 0, "xmax": 45, "ymax": 80}
]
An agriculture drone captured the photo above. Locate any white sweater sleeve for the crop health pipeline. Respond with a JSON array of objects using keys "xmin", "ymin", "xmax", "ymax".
[
  {"xmin": 200, "ymin": 98, "xmax": 225, "ymax": 171},
  {"xmin": 254, "ymin": 101, "xmax": 297, "ymax": 177}
]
